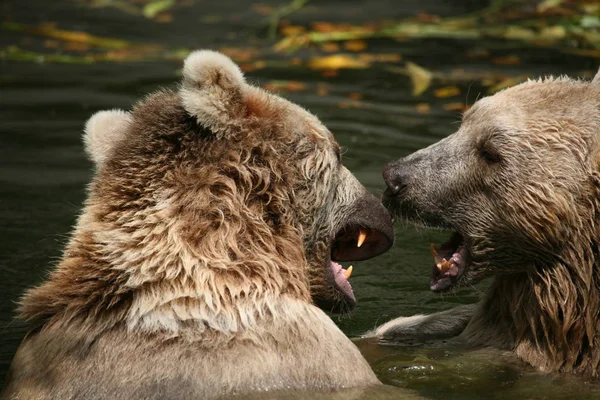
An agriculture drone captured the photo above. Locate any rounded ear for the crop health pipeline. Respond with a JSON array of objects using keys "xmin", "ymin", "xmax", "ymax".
[
  {"xmin": 83, "ymin": 109, "xmax": 132, "ymax": 166},
  {"xmin": 179, "ymin": 50, "xmax": 247, "ymax": 137},
  {"xmin": 592, "ymin": 67, "xmax": 600, "ymax": 85}
]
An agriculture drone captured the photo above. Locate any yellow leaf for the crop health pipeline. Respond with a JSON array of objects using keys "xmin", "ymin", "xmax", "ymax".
[
  {"xmin": 503, "ymin": 26, "xmax": 536, "ymax": 41},
  {"xmin": 434, "ymin": 86, "xmax": 461, "ymax": 98},
  {"xmin": 405, "ymin": 61, "xmax": 432, "ymax": 96},
  {"xmin": 307, "ymin": 54, "xmax": 369, "ymax": 70},
  {"xmin": 537, "ymin": 0, "xmax": 563, "ymax": 13},
  {"xmin": 320, "ymin": 42, "xmax": 340, "ymax": 52},
  {"xmin": 343, "ymin": 39, "xmax": 367, "ymax": 52},
  {"xmin": 539, "ymin": 26, "xmax": 566, "ymax": 40}
]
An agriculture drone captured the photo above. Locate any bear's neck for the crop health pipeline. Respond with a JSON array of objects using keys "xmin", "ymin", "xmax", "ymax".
[
  {"xmin": 18, "ymin": 223, "xmax": 312, "ymax": 341},
  {"xmin": 466, "ymin": 254, "xmax": 600, "ymax": 376}
]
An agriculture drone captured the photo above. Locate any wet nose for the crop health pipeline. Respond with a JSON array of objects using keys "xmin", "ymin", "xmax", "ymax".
[{"xmin": 383, "ymin": 160, "xmax": 408, "ymax": 196}]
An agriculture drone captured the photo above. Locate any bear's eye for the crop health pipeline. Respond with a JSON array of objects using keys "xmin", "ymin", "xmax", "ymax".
[{"xmin": 477, "ymin": 140, "xmax": 501, "ymax": 164}]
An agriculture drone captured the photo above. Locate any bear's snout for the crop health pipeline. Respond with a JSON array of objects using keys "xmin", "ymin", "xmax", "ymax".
[{"xmin": 383, "ymin": 158, "xmax": 411, "ymax": 197}]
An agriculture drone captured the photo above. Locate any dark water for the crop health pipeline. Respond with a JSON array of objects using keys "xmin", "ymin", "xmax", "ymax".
[{"xmin": 1, "ymin": 0, "xmax": 600, "ymax": 398}]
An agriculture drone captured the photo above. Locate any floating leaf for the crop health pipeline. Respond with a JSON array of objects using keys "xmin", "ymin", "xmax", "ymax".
[
  {"xmin": 434, "ymin": 86, "xmax": 461, "ymax": 98},
  {"xmin": 405, "ymin": 61, "xmax": 432, "ymax": 96},
  {"xmin": 263, "ymin": 80, "xmax": 307, "ymax": 92},
  {"xmin": 307, "ymin": 54, "xmax": 369, "ymax": 70},
  {"xmin": 502, "ymin": 26, "xmax": 536, "ymax": 41},
  {"xmin": 358, "ymin": 53, "xmax": 402, "ymax": 63},
  {"xmin": 539, "ymin": 25, "xmax": 566, "ymax": 40},
  {"xmin": 442, "ymin": 102, "xmax": 467, "ymax": 112},
  {"xmin": 488, "ymin": 76, "xmax": 528, "ymax": 94},
  {"xmin": 280, "ymin": 25, "xmax": 305, "ymax": 36},
  {"xmin": 492, "ymin": 55, "xmax": 521, "ymax": 65},
  {"xmin": 415, "ymin": 103, "xmax": 431, "ymax": 114},
  {"xmin": 143, "ymin": 0, "xmax": 175, "ymax": 19},
  {"xmin": 320, "ymin": 42, "xmax": 340, "ymax": 52},
  {"xmin": 1, "ymin": 22, "xmax": 136, "ymax": 50},
  {"xmin": 347, "ymin": 92, "xmax": 363, "ymax": 100},
  {"xmin": 537, "ymin": 0, "xmax": 563, "ymax": 13},
  {"xmin": 343, "ymin": 39, "xmax": 367, "ymax": 52}
]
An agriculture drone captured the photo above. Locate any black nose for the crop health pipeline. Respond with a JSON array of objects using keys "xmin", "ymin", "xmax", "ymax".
[{"xmin": 383, "ymin": 160, "xmax": 407, "ymax": 196}]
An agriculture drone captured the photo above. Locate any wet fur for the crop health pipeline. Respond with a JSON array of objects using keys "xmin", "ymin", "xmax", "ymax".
[
  {"xmin": 375, "ymin": 69, "xmax": 600, "ymax": 377},
  {"xmin": 2, "ymin": 51, "xmax": 389, "ymax": 399}
]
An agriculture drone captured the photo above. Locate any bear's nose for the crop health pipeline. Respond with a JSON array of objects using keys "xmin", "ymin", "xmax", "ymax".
[{"xmin": 383, "ymin": 160, "xmax": 408, "ymax": 196}]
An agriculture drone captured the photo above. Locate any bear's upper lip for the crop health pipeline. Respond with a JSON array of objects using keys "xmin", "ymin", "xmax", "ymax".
[
  {"xmin": 429, "ymin": 232, "xmax": 470, "ymax": 292},
  {"xmin": 328, "ymin": 224, "xmax": 394, "ymax": 304}
]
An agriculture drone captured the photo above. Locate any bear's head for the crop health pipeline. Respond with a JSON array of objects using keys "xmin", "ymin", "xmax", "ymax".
[
  {"xmin": 43, "ymin": 50, "xmax": 394, "ymax": 335},
  {"xmin": 382, "ymin": 68, "xmax": 600, "ymax": 292}
]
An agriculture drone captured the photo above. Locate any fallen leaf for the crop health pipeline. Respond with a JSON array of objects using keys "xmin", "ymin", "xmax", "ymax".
[
  {"xmin": 316, "ymin": 86, "xmax": 329, "ymax": 96},
  {"xmin": 405, "ymin": 61, "xmax": 432, "ymax": 96},
  {"xmin": 539, "ymin": 25, "xmax": 566, "ymax": 40},
  {"xmin": 343, "ymin": 39, "xmax": 367, "ymax": 52},
  {"xmin": 143, "ymin": 0, "xmax": 175, "ymax": 19},
  {"xmin": 537, "ymin": 0, "xmax": 563, "ymax": 13},
  {"xmin": 307, "ymin": 54, "xmax": 369, "ymax": 70},
  {"xmin": 155, "ymin": 13, "xmax": 173, "ymax": 23},
  {"xmin": 492, "ymin": 55, "xmax": 520, "ymax": 65},
  {"xmin": 44, "ymin": 39, "xmax": 59, "ymax": 49},
  {"xmin": 263, "ymin": 80, "xmax": 307, "ymax": 92},
  {"xmin": 415, "ymin": 103, "xmax": 431, "ymax": 114},
  {"xmin": 280, "ymin": 25, "xmax": 305, "ymax": 36},
  {"xmin": 321, "ymin": 42, "xmax": 340, "ymax": 52},
  {"xmin": 488, "ymin": 76, "xmax": 527, "ymax": 93},
  {"xmin": 503, "ymin": 26, "xmax": 536, "ymax": 41},
  {"xmin": 347, "ymin": 92, "xmax": 363, "ymax": 100},
  {"xmin": 434, "ymin": 86, "xmax": 461, "ymax": 98},
  {"xmin": 442, "ymin": 102, "xmax": 467, "ymax": 111},
  {"xmin": 358, "ymin": 53, "xmax": 402, "ymax": 63}
]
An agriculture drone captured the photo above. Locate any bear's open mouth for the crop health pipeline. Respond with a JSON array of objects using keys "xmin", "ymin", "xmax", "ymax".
[
  {"xmin": 329, "ymin": 225, "xmax": 393, "ymax": 303},
  {"xmin": 429, "ymin": 232, "xmax": 470, "ymax": 292}
]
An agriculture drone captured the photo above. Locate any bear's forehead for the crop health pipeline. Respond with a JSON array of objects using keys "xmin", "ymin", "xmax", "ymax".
[
  {"xmin": 466, "ymin": 79, "xmax": 591, "ymax": 123},
  {"xmin": 249, "ymin": 85, "xmax": 335, "ymax": 143}
]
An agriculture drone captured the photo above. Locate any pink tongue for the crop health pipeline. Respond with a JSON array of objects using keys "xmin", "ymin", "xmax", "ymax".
[{"xmin": 330, "ymin": 261, "xmax": 354, "ymax": 299}]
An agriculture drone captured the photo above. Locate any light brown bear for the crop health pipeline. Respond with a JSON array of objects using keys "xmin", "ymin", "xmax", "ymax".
[
  {"xmin": 374, "ymin": 68, "xmax": 600, "ymax": 378},
  {"xmin": 2, "ymin": 50, "xmax": 396, "ymax": 399}
]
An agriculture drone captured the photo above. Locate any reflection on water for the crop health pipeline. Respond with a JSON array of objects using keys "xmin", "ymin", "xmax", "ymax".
[{"xmin": 1, "ymin": 0, "xmax": 599, "ymax": 398}]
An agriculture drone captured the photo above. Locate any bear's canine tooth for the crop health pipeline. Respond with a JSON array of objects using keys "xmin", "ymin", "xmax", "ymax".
[
  {"xmin": 344, "ymin": 265, "xmax": 353, "ymax": 279},
  {"xmin": 357, "ymin": 229, "xmax": 367, "ymax": 248}
]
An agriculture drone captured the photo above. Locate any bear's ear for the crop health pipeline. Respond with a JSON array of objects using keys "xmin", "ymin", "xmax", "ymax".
[
  {"xmin": 179, "ymin": 50, "xmax": 247, "ymax": 137},
  {"xmin": 592, "ymin": 67, "xmax": 600, "ymax": 85},
  {"xmin": 83, "ymin": 109, "xmax": 132, "ymax": 166}
]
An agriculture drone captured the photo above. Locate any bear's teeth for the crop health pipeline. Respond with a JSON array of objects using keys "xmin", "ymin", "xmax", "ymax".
[
  {"xmin": 344, "ymin": 265, "xmax": 353, "ymax": 279},
  {"xmin": 357, "ymin": 229, "xmax": 367, "ymax": 248},
  {"xmin": 436, "ymin": 258, "xmax": 452, "ymax": 273}
]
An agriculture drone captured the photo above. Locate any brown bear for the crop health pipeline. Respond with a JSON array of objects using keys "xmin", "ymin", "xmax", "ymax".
[
  {"xmin": 374, "ymin": 68, "xmax": 600, "ymax": 378},
  {"xmin": 2, "ymin": 50, "xmax": 396, "ymax": 399}
]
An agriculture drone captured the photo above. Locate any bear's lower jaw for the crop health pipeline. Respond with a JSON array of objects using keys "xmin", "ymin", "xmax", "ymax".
[
  {"xmin": 329, "ymin": 260, "xmax": 355, "ymax": 303},
  {"xmin": 429, "ymin": 232, "xmax": 470, "ymax": 292}
]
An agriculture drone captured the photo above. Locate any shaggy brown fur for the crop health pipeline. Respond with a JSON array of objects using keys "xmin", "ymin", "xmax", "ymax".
[
  {"xmin": 2, "ymin": 51, "xmax": 395, "ymax": 399},
  {"xmin": 375, "ymin": 68, "xmax": 600, "ymax": 378}
]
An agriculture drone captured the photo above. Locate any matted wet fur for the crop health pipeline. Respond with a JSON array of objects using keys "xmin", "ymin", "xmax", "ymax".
[
  {"xmin": 373, "ymin": 68, "xmax": 600, "ymax": 378},
  {"xmin": 2, "ymin": 51, "xmax": 395, "ymax": 399}
]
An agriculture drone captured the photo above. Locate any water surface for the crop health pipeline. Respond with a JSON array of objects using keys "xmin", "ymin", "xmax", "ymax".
[{"xmin": 1, "ymin": 0, "xmax": 599, "ymax": 398}]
